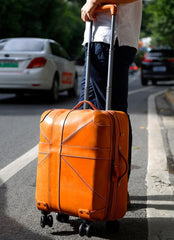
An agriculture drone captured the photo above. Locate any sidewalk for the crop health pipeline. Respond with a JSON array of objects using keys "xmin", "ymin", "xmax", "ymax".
[
  {"xmin": 156, "ymin": 88, "xmax": 174, "ymax": 181},
  {"xmin": 146, "ymin": 88, "xmax": 174, "ymax": 240}
]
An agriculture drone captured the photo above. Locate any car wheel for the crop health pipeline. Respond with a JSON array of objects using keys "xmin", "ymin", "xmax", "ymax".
[
  {"xmin": 152, "ymin": 80, "xmax": 157, "ymax": 85},
  {"xmin": 141, "ymin": 76, "xmax": 147, "ymax": 86},
  {"xmin": 16, "ymin": 93, "xmax": 24, "ymax": 98},
  {"xmin": 68, "ymin": 73, "xmax": 78, "ymax": 97},
  {"xmin": 50, "ymin": 74, "xmax": 59, "ymax": 102}
]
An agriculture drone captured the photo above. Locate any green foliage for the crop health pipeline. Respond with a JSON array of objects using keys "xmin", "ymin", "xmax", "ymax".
[
  {"xmin": 140, "ymin": 1, "xmax": 153, "ymax": 39},
  {"xmin": 67, "ymin": 0, "xmax": 86, "ymax": 5},
  {"xmin": 0, "ymin": 0, "xmax": 85, "ymax": 58},
  {"xmin": 135, "ymin": 49, "xmax": 146, "ymax": 67},
  {"xmin": 1, "ymin": 0, "xmax": 174, "ymax": 56},
  {"xmin": 55, "ymin": 2, "xmax": 85, "ymax": 57},
  {"xmin": 142, "ymin": 0, "xmax": 174, "ymax": 47}
]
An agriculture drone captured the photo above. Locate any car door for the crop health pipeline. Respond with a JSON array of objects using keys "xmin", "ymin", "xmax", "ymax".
[{"xmin": 49, "ymin": 41, "xmax": 75, "ymax": 91}]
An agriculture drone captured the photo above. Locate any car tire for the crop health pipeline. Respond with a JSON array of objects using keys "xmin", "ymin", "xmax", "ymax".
[
  {"xmin": 68, "ymin": 73, "xmax": 78, "ymax": 97},
  {"xmin": 50, "ymin": 74, "xmax": 59, "ymax": 102},
  {"xmin": 152, "ymin": 80, "xmax": 157, "ymax": 85},
  {"xmin": 141, "ymin": 76, "xmax": 147, "ymax": 86},
  {"xmin": 16, "ymin": 93, "xmax": 24, "ymax": 98}
]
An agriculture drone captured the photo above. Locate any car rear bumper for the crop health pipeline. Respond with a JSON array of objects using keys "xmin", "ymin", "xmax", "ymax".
[
  {"xmin": 141, "ymin": 70, "xmax": 174, "ymax": 81},
  {"xmin": 142, "ymin": 75, "xmax": 174, "ymax": 81},
  {"xmin": 0, "ymin": 68, "xmax": 52, "ymax": 92},
  {"xmin": 0, "ymin": 87, "xmax": 50, "ymax": 94}
]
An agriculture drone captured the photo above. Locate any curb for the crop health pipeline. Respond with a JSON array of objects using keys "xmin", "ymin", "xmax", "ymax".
[
  {"xmin": 165, "ymin": 88, "xmax": 174, "ymax": 111},
  {"xmin": 147, "ymin": 91, "xmax": 174, "ymax": 240},
  {"xmin": 163, "ymin": 88, "xmax": 174, "ymax": 174}
]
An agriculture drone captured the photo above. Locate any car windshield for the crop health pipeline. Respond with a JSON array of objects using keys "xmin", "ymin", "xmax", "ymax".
[
  {"xmin": 0, "ymin": 39, "xmax": 44, "ymax": 52},
  {"xmin": 148, "ymin": 50, "xmax": 174, "ymax": 58}
]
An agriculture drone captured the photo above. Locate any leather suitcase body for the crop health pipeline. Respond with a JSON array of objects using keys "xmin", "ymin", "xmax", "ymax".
[{"xmin": 35, "ymin": 100, "xmax": 129, "ymax": 222}]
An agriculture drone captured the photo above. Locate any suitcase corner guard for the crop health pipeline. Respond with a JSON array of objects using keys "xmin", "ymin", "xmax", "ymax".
[
  {"xmin": 78, "ymin": 208, "xmax": 106, "ymax": 221},
  {"xmin": 36, "ymin": 201, "xmax": 50, "ymax": 212}
]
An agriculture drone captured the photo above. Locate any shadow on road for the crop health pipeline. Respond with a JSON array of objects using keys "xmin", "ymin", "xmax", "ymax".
[
  {"xmin": 0, "ymin": 92, "xmax": 79, "ymax": 105},
  {"xmin": 49, "ymin": 216, "xmax": 148, "ymax": 240},
  {"xmin": 0, "ymin": 93, "xmax": 79, "ymax": 116},
  {"xmin": 0, "ymin": 178, "xmax": 52, "ymax": 240},
  {"xmin": 130, "ymin": 195, "xmax": 174, "ymax": 212}
]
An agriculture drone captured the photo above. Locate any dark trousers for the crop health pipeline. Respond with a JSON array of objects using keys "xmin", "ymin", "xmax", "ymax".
[{"xmin": 79, "ymin": 40, "xmax": 137, "ymax": 177}]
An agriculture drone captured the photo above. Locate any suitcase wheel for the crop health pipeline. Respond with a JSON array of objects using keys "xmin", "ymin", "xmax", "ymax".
[
  {"xmin": 40, "ymin": 212, "xmax": 53, "ymax": 228},
  {"xmin": 79, "ymin": 221, "xmax": 93, "ymax": 238},
  {"xmin": 56, "ymin": 213, "xmax": 69, "ymax": 223}
]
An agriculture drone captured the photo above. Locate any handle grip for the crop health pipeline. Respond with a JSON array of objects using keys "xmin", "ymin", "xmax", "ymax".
[
  {"xmin": 73, "ymin": 100, "xmax": 98, "ymax": 110},
  {"xmin": 95, "ymin": 4, "xmax": 117, "ymax": 15}
]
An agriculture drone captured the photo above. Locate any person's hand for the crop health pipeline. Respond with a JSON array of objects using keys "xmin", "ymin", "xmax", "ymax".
[{"xmin": 81, "ymin": 1, "xmax": 98, "ymax": 22}]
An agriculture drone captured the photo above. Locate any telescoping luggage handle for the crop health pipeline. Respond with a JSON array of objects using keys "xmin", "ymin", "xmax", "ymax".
[{"xmin": 84, "ymin": 4, "xmax": 117, "ymax": 110}]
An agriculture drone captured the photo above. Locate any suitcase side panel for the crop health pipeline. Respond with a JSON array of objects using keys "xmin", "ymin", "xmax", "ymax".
[{"xmin": 108, "ymin": 111, "xmax": 129, "ymax": 220}]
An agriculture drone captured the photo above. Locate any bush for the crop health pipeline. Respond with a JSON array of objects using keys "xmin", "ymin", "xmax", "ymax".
[{"xmin": 135, "ymin": 49, "xmax": 146, "ymax": 67}]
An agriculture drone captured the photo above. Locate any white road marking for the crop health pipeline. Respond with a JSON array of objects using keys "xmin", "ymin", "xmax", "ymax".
[
  {"xmin": 129, "ymin": 86, "xmax": 154, "ymax": 95},
  {"xmin": 0, "ymin": 144, "xmax": 38, "ymax": 186},
  {"xmin": 147, "ymin": 90, "xmax": 174, "ymax": 240}
]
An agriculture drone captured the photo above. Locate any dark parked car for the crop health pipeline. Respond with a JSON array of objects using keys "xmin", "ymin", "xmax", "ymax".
[{"xmin": 141, "ymin": 49, "xmax": 174, "ymax": 86}]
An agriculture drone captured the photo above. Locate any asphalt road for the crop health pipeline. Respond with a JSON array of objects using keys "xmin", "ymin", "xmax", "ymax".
[{"xmin": 0, "ymin": 71, "xmax": 173, "ymax": 240}]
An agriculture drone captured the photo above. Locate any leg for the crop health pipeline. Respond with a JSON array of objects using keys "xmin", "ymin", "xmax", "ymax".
[
  {"xmin": 79, "ymin": 42, "xmax": 109, "ymax": 110},
  {"xmin": 112, "ymin": 39, "xmax": 137, "ymax": 178}
]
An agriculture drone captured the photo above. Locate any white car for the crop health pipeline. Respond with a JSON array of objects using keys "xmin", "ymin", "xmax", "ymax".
[{"xmin": 0, "ymin": 38, "xmax": 78, "ymax": 101}]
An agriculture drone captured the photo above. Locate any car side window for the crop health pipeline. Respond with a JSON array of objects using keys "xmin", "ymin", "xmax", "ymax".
[{"xmin": 50, "ymin": 42, "xmax": 69, "ymax": 59}]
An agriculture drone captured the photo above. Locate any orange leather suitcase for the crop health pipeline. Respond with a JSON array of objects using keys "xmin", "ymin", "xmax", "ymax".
[
  {"xmin": 35, "ymin": 5, "xmax": 130, "ymax": 237},
  {"xmin": 35, "ymin": 101, "xmax": 129, "ymax": 232}
]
